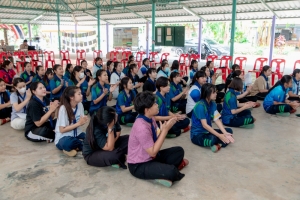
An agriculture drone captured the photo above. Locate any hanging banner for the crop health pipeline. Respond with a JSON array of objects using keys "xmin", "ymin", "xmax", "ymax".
[{"xmin": 62, "ymin": 30, "xmax": 97, "ymax": 53}]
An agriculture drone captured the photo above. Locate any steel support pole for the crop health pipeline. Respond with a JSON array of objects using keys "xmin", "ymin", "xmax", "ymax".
[
  {"xmin": 269, "ymin": 15, "xmax": 276, "ymax": 65},
  {"xmin": 229, "ymin": 0, "xmax": 237, "ymax": 67},
  {"xmin": 97, "ymin": 2, "xmax": 101, "ymax": 50},
  {"xmin": 151, "ymin": 2, "xmax": 156, "ymax": 52},
  {"xmin": 106, "ymin": 23, "xmax": 109, "ymax": 53},
  {"xmin": 198, "ymin": 19, "xmax": 202, "ymax": 61},
  {"xmin": 75, "ymin": 23, "xmax": 78, "ymax": 50},
  {"xmin": 146, "ymin": 21, "xmax": 149, "ymax": 57},
  {"xmin": 28, "ymin": 23, "xmax": 32, "ymax": 46},
  {"xmin": 57, "ymin": 11, "xmax": 61, "ymax": 54}
]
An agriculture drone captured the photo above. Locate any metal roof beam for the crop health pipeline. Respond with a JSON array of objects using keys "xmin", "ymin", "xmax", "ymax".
[
  {"xmin": 57, "ymin": 0, "xmax": 73, "ymax": 12},
  {"xmin": 125, "ymin": 8, "xmax": 150, "ymax": 22},
  {"xmin": 259, "ymin": 0, "xmax": 280, "ymax": 19},
  {"xmin": 83, "ymin": 11, "xmax": 113, "ymax": 25},
  {"xmin": 181, "ymin": 5, "xmax": 206, "ymax": 21}
]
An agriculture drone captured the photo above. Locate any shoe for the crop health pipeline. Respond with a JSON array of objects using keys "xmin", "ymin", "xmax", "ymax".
[
  {"xmin": 166, "ymin": 134, "xmax": 177, "ymax": 138},
  {"xmin": 178, "ymin": 158, "xmax": 189, "ymax": 171},
  {"xmin": 290, "ymin": 109, "xmax": 297, "ymax": 114},
  {"xmin": 63, "ymin": 149, "xmax": 77, "ymax": 157},
  {"xmin": 211, "ymin": 144, "xmax": 221, "ymax": 153},
  {"xmin": 182, "ymin": 126, "xmax": 190, "ymax": 133},
  {"xmin": 240, "ymin": 124, "xmax": 254, "ymax": 129},
  {"xmin": 155, "ymin": 179, "xmax": 173, "ymax": 187},
  {"xmin": 111, "ymin": 164, "xmax": 120, "ymax": 169},
  {"xmin": 276, "ymin": 112, "xmax": 290, "ymax": 117},
  {"xmin": 253, "ymin": 102, "xmax": 261, "ymax": 108}
]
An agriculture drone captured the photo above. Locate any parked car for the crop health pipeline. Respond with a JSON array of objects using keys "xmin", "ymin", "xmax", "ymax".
[{"xmin": 203, "ymin": 38, "xmax": 230, "ymax": 59}]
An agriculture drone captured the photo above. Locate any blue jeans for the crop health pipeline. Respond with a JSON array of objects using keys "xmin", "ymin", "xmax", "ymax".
[{"xmin": 56, "ymin": 132, "xmax": 86, "ymax": 151}]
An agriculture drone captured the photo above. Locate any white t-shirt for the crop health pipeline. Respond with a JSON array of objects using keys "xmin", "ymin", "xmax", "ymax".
[
  {"xmin": 110, "ymin": 71, "xmax": 125, "ymax": 99},
  {"xmin": 186, "ymin": 85, "xmax": 201, "ymax": 114},
  {"xmin": 54, "ymin": 103, "xmax": 84, "ymax": 144}
]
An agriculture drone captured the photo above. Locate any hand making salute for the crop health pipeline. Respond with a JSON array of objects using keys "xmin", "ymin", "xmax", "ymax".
[
  {"xmin": 90, "ymin": 69, "xmax": 117, "ymax": 115},
  {"xmin": 127, "ymin": 63, "xmax": 143, "ymax": 94},
  {"xmin": 127, "ymin": 91, "xmax": 189, "ymax": 187},
  {"xmin": 10, "ymin": 78, "xmax": 31, "ymax": 130},
  {"xmin": 222, "ymin": 77, "xmax": 256, "ymax": 129},
  {"xmin": 25, "ymin": 82, "xmax": 59, "ymax": 142},
  {"xmin": 55, "ymin": 86, "xmax": 88, "ymax": 157},
  {"xmin": 169, "ymin": 71, "xmax": 188, "ymax": 114},
  {"xmin": 116, "ymin": 77, "xmax": 138, "ymax": 126},
  {"xmin": 288, "ymin": 69, "xmax": 300, "ymax": 101},
  {"xmin": 20, "ymin": 62, "xmax": 35, "ymax": 89},
  {"xmin": 68, "ymin": 66, "xmax": 95, "ymax": 113},
  {"xmin": 83, "ymin": 106, "xmax": 129, "ymax": 169},
  {"xmin": 191, "ymin": 83, "xmax": 234, "ymax": 153},
  {"xmin": 142, "ymin": 68, "xmax": 157, "ymax": 93},
  {"xmin": 155, "ymin": 77, "xmax": 190, "ymax": 138},
  {"xmin": 0, "ymin": 78, "xmax": 11, "ymax": 125},
  {"xmin": 263, "ymin": 75, "xmax": 300, "ymax": 116},
  {"xmin": 49, "ymin": 64, "xmax": 68, "ymax": 101}
]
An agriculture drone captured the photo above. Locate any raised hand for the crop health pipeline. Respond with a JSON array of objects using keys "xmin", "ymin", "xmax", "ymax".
[
  {"xmin": 88, "ymin": 79, "xmax": 95, "ymax": 86},
  {"xmin": 26, "ymin": 89, "xmax": 32, "ymax": 99}
]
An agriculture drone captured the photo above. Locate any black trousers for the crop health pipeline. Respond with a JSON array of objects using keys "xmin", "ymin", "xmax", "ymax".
[
  {"xmin": 84, "ymin": 135, "xmax": 129, "ymax": 169},
  {"xmin": 265, "ymin": 104, "xmax": 292, "ymax": 114},
  {"xmin": 238, "ymin": 95, "xmax": 258, "ymax": 103},
  {"xmin": 171, "ymin": 99, "xmax": 187, "ymax": 113},
  {"xmin": 25, "ymin": 121, "xmax": 56, "ymax": 142},
  {"xmin": 128, "ymin": 146, "xmax": 185, "ymax": 182},
  {"xmin": 0, "ymin": 107, "xmax": 12, "ymax": 119},
  {"xmin": 118, "ymin": 112, "xmax": 138, "ymax": 124},
  {"xmin": 165, "ymin": 118, "xmax": 190, "ymax": 137},
  {"xmin": 288, "ymin": 96, "xmax": 300, "ymax": 102},
  {"xmin": 223, "ymin": 110, "xmax": 254, "ymax": 127},
  {"xmin": 82, "ymin": 101, "xmax": 91, "ymax": 113},
  {"xmin": 255, "ymin": 92, "xmax": 268, "ymax": 100}
]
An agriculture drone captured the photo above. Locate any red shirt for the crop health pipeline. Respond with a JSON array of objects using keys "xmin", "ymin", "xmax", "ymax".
[{"xmin": 0, "ymin": 68, "xmax": 16, "ymax": 84}]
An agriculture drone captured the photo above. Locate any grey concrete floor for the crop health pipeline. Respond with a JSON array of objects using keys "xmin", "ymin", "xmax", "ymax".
[{"xmin": 1, "ymin": 98, "xmax": 300, "ymax": 200}]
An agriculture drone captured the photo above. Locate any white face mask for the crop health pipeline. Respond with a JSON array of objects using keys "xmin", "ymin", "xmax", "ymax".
[
  {"xmin": 18, "ymin": 87, "xmax": 26, "ymax": 94},
  {"xmin": 79, "ymin": 72, "xmax": 85, "ymax": 79}
]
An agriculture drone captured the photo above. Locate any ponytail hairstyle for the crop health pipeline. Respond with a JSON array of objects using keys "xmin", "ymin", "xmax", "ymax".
[
  {"xmin": 1, "ymin": 60, "xmax": 11, "ymax": 69},
  {"xmin": 292, "ymin": 69, "xmax": 300, "ymax": 77},
  {"xmin": 171, "ymin": 60, "xmax": 179, "ymax": 71},
  {"xmin": 201, "ymin": 83, "xmax": 216, "ymax": 101},
  {"xmin": 66, "ymin": 63, "xmax": 73, "ymax": 73},
  {"xmin": 13, "ymin": 77, "xmax": 26, "ymax": 104},
  {"xmin": 70, "ymin": 65, "xmax": 83, "ymax": 84},
  {"xmin": 35, "ymin": 65, "xmax": 43, "ymax": 74},
  {"xmin": 157, "ymin": 62, "xmax": 168, "ymax": 73},
  {"xmin": 43, "ymin": 68, "xmax": 53, "ymax": 84},
  {"xmin": 127, "ymin": 63, "xmax": 138, "ymax": 77},
  {"xmin": 86, "ymin": 106, "xmax": 117, "ymax": 150},
  {"xmin": 268, "ymin": 75, "xmax": 292, "ymax": 94},
  {"xmin": 59, "ymin": 86, "xmax": 80, "ymax": 124},
  {"xmin": 0, "ymin": 78, "xmax": 10, "ymax": 102},
  {"xmin": 95, "ymin": 69, "xmax": 107, "ymax": 84},
  {"xmin": 113, "ymin": 61, "xmax": 120, "ymax": 72},
  {"xmin": 191, "ymin": 70, "xmax": 206, "ymax": 85},
  {"xmin": 52, "ymin": 64, "xmax": 61, "ymax": 74},
  {"xmin": 170, "ymin": 71, "xmax": 180, "ymax": 83},
  {"xmin": 142, "ymin": 58, "xmax": 149, "ymax": 66},
  {"xmin": 259, "ymin": 65, "xmax": 271, "ymax": 76},
  {"xmin": 146, "ymin": 68, "xmax": 157, "ymax": 78},
  {"xmin": 190, "ymin": 59, "xmax": 198, "ymax": 70}
]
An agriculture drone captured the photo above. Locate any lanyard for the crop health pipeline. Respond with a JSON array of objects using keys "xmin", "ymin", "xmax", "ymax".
[
  {"xmin": 33, "ymin": 96, "xmax": 54, "ymax": 129},
  {"xmin": 73, "ymin": 105, "xmax": 78, "ymax": 137},
  {"xmin": 18, "ymin": 93, "xmax": 27, "ymax": 112}
]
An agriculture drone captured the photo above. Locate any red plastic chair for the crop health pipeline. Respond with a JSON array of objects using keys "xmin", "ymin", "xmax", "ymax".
[
  {"xmin": 44, "ymin": 51, "xmax": 55, "ymax": 69},
  {"xmin": 135, "ymin": 51, "xmax": 146, "ymax": 68},
  {"xmin": 0, "ymin": 52, "xmax": 8, "ymax": 65},
  {"xmin": 249, "ymin": 57, "xmax": 268, "ymax": 78},
  {"xmin": 206, "ymin": 55, "xmax": 218, "ymax": 62},
  {"xmin": 14, "ymin": 51, "xmax": 26, "ymax": 72},
  {"xmin": 109, "ymin": 50, "xmax": 119, "ymax": 62},
  {"xmin": 190, "ymin": 54, "xmax": 200, "ymax": 63},
  {"xmin": 93, "ymin": 50, "xmax": 102, "ymax": 64},
  {"xmin": 294, "ymin": 60, "xmax": 300, "ymax": 70},
  {"xmin": 121, "ymin": 51, "xmax": 132, "ymax": 67},
  {"xmin": 215, "ymin": 56, "xmax": 232, "ymax": 82},
  {"xmin": 60, "ymin": 50, "xmax": 71, "ymax": 67},
  {"xmin": 270, "ymin": 58, "xmax": 286, "ymax": 85},
  {"xmin": 76, "ymin": 50, "xmax": 86, "ymax": 66},
  {"xmin": 28, "ymin": 51, "xmax": 42, "ymax": 71},
  {"xmin": 148, "ymin": 52, "xmax": 160, "ymax": 68},
  {"xmin": 178, "ymin": 53, "xmax": 190, "ymax": 77},
  {"xmin": 234, "ymin": 57, "xmax": 247, "ymax": 74},
  {"xmin": 160, "ymin": 53, "xmax": 170, "ymax": 63}
]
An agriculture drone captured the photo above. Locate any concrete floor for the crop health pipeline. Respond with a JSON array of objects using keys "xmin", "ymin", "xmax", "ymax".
[{"xmin": 1, "ymin": 98, "xmax": 300, "ymax": 200}]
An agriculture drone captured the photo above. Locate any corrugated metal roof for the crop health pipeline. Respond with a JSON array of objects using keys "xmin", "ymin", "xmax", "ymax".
[{"xmin": 0, "ymin": 0, "xmax": 299, "ymax": 26}]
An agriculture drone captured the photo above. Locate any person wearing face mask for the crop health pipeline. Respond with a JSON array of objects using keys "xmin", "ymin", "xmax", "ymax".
[
  {"xmin": 10, "ymin": 78, "xmax": 32, "ymax": 130},
  {"xmin": 156, "ymin": 62, "xmax": 170, "ymax": 79},
  {"xmin": 69, "ymin": 66, "xmax": 95, "ymax": 114}
]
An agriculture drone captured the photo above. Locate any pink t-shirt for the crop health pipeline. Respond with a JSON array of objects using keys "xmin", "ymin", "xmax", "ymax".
[{"xmin": 127, "ymin": 118, "xmax": 157, "ymax": 164}]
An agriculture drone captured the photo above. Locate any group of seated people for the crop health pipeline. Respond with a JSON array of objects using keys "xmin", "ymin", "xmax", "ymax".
[{"xmin": 0, "ymin": 54, "xmax": 299, "ymax": 187}]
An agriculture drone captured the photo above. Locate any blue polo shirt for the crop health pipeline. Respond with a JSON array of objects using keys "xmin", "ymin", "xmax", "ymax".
[
  {"xmin": 138, "ymin": 65, "xmax": 149, "ymax": 78},
  {"xmin": 156, "ymin": 91, "xmax": 171, "ymax": 116},
  {"xmin": 189, "ymin": 68, "xmax": 197, "ymax": 80},
  {"xmin": 290, "ymin": 77, "xmax": 300, "ymax": 95},
  {"xmin": 116, "ymin": 90, "xmax": 136, "ymax": 115},
  {"xmin": 263, "ymin": 85, "xmax": 288, "ymax": 110},
  {"xmin": 63, "ymin": 71, "xmax": 71, "ymax": 80},
  {"xmin": 32, "ymin": 74, "xmax": 47, "ymax": 89},
  {"xmin": 191, "ymin": 99, "xmax": 219, "ymax": 139},
  {"xmin": 190, "ymin": 82, "xmax": 202, "ymax": 102},
  {"xmin": 169, "ymin": 82, "xmax": 182, "ymax": 101},
  {"xmin": 20, "ymin": 71, "xmax": 35, "ymax": 89},
  {"xmin": 68, "ymin": 79, "xmax": 89, "ymax": 102},
  {"xmin": 222, "ymin": 88, "xmax": 238, "ymax": 124},
  {"xmin": 90, "ymin": 82, "xmax": 110, "ymax": 114},
  {"xmin": 49, "ymin": 75, "xmax": 68, "ymax": 100}
]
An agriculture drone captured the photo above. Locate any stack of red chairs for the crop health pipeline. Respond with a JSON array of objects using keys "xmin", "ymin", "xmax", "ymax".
[
  {"xmin": 248, "ymin": 57, "xmax": 268, "ymax": 78},
  {"xmin": 121, "ymin": 51, "xmax": 132, "ymax": 67},
  {"xmin": 148, "ymin": 52, "xmax": 160, "ymax": 68},
  {"xmin": 44, "ymin": 51, "xmax": 55, "ymax": 69},
  {"xmin": 14, "ymin": 51, "xmax": 27, "ymax": 73},
  {"xmin": 270, "ymin": 58, "xmax": 286, "ymax": 85},
  {"xmin": 28, "ymin": 51, "xmax": 42, "ymax": 71},
  {"xmin": 60, "ymin": 50, "xmax": 71, "ymax": 67},
  {"xmin": 76, "ymin": 50, "xmax": 86, "ymax": 66},
  {"xmin": 159, "ymin": 53, "xmax": 170, "ymax": 64},
  {"xmin": 109, "ymin": 50, "xmax": 119, "ymax": 62},
  {"xmin": 234, "ymin": 56, "xmax": 247, "ymax": 74},
  {"xmin": 178, "ymin": 53, "xmax": 190, "ymax": 77},
  {"xmin": 214, "ymin": 55, "xmax": 232, "ymax": 82},
  {"xmin": 135, "ymin": 51, "xmax": 146, "ymax": 68},
  {"xmin": 93, "ymin": 50, "xmax": 102, "ymax": 64}
]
